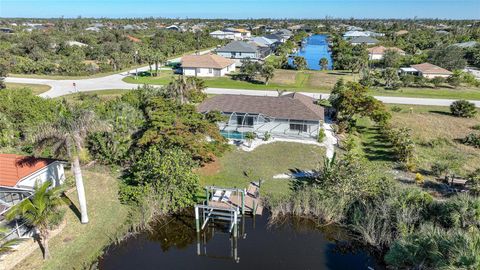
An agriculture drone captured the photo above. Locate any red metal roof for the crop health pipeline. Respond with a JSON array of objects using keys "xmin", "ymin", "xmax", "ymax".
[{"xmin": 0, "ymin": 154, "xmax": 55, "ymax": 187}]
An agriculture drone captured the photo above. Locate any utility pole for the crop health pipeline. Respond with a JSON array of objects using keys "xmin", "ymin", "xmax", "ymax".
[{"xmin": 134, "ymin": 50, "xmax": 139, "ymax": 80}]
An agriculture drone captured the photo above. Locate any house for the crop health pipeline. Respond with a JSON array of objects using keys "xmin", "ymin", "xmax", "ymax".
[
  {"xmin": 274, "ymin": 29, "xmax": 293, "ymax": 40},
  {"xmin": 451, "ymin": 41, "xmax": 478, "ymax": 49},
  {"xmin": 343, "ymin": 30, "xmax": 369, "ymax": 39},
  {"xmin": 367, "ymin": 46, "xmax": 405, "ymax": 60},
  {"xmin": 400, "ymin": 63, "xmax": 452, "ymax": 79},
  {"xmin": 264, "ymin": 34, "xmax": 285, "ymax": 43},
  {"xmin": 197, "ymin": 93, "xmax": 325, "ymax": 140},
  {"xmin": 0, "ymin": 154, "xmax": 66, "ymax": 218},
  {"xmin": 181, "ymin": 54, "xmax": 236, "ymax": 77},
  {"xmin": 349, "ymin": 36, "xmax": 379, "ymax": 46},
  {"xmin": 66, "ymin": 41, "xmax": 88, "ymax": 47},
  {"xmin": 210, "ymin": 30, "xmax": 237, "ymax": 40},
  {"xmin": 0, "ymin": 28, "xmax": 14, "ymax": 33},
  {"xmin": 127, "ymin": 35, "xmax": 141, "ymax": 43},
  {"xmin": 251, "ymin": 36, "xmax": 276, "ymax": 47},
  {"xmin": 394, "ymin": 30, "xmax": 409, "ymax": 36},
  {"xmin": 85, "ymin": 26, "xmax": 101, "ymax": 32},
  {"xmin": 166, "ymin": 25, "xmax": 181, "ymax": 31},
  {"xmin": 216, "ymin": 41, "xmax": 262, "ymax": 64}
]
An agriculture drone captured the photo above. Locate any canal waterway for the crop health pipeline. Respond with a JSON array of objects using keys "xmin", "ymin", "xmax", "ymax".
[{"xmin": 290, "ymin": 34, "xmax": 333, "ymax": 70}]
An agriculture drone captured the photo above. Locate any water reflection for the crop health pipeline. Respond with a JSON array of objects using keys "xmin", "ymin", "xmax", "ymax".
[{"xmin": 98, "ymin": 211, "xmax": 384, "ymax": 270}]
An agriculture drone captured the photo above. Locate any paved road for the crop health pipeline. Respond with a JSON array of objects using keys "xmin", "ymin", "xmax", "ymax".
[{"xmin": 5, "ymin": 52, "xmax": 480, "ymax": 107}]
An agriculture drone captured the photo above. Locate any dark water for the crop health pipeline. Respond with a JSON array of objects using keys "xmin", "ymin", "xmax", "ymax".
[
  {"xmin": 289, "ymin": 34, "xmax": 334, "ymax": 70},
  {"xmin": 98, "ymin": 211, "xmax": 384, "ymax": 270}
]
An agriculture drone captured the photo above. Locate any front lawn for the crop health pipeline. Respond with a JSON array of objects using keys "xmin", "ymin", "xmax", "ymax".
[{"xmin": 197, "ymin": 142, "xmax": 326, "ymax": 197}]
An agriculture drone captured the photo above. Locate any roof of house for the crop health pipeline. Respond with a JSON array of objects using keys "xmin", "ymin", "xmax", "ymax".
[
  {"xmin": 127, "ymin": 35, "xmax": 141, "ymax": 43},
  {"xmin": 411, "ymin": 63, "xmax": 452, "ymax": 75},
  {"xmin": 343, "ymin": 30, "xmax": 369, "ymax": 37},
  {"xmin": 264, "ymin": 34, "xmax": 283, "ymax": 41},
  {"xmin": 181, "ymin": 54, "xmax": 235, "ymax": 69},
  {"xmin": 251, "ymin": 36, "xmax": 275, "ymax": 46},
  {"xmin": 217, "ymin": 41, "xmax": 258, "ymax": 53},
  {"xmin": 0, "ymin": 154, "xmax": 55, "ymax": 187},
  {"xmin": 210, "ymin": 30, "xmax": 229, "ymax": 35},
  {"xmin": 367, "ymin": 46, "xmax": 405, "ymax": 55},
  {"xmin": 349, "ymin": 36, "xmax": 379, "ymax": 44},
  {"xmin": 197, "ymin": 93, "xmax": 325, "ymax": 121},
  {"xmin": 452, "ymin": 41, "xmax": 478, "ymax": 48}
]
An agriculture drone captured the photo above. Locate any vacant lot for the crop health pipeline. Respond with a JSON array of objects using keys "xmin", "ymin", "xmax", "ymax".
[
  {"xmin": 61, "ymin": 89, "xmax": 132, "ymax": 102},
  {"xmin": 356, "ymin": 105, "xmax": 480, "ymax": 177},
  {"xmin": 198, "ymin": 142, "xmax": 326, "ymax": 197},
  {"xmin": 5, "ymin": 83, "xmax": 51, "ymax": 95},
  {"xmin": 15, "ymin": 166, "xmax": 130, "ymax": 270}
]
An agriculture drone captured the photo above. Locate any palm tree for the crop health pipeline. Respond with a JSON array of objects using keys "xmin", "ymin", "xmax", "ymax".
[
  {"xmin": 6, "ymin": 182, "xmax": 65, "ymax": 259},
  {"xmin": 319, "ymin": 57, "xmax": 329, "ymax": 71},
  {"xmin": 293, "ymin": 56, "xmax": 307, "ymax": 71},
  {"xmin": 166, "ymin": 76, "xmax": 206, "ymax": 104},
  {"xmin": 153, "ymin": 51, "xmax": 166, "ymax": 76},
  {"xmin": 31, "ymin": 102, "xmax": 108, "ymax": 224},
  {"xmin": 0, "ymin": 226, "xmax": 22, "ymax": 255},
  {"xmin": 260, "ymin": 65, "xmax": 275, "ymax": 85}
]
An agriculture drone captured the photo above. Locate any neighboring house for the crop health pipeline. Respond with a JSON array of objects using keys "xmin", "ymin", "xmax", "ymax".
[
  {"xmin": 400, "ymin": 63, "xmax": 453, "ymax": 79},
  {"xmin": 127, "ymin": 35, "xmax": 141, "ymax": 43},
  {"xmin": 274, "ymin": 29, "xmax": 293, "ymax": 40},
  {"xmin": 0, "ymin": 28, "xmax": 14, "ymax": 33},
  {"xmin": 349, "ymin": 36, "xmax": 379, "ymax": 45},
  {"xmin": 251, "ymin": 36, "xmax": 276, "ymax": 47},
  {"xmin": 0, "ymin": 154, "xmax": 66, "ymax": 218},
  {"xmin": 66, "ymin": 41, "xmax": 88, "ymax": 47},
  {"xmin": 216, "ymin": 41, "xmax": 262, "ymax": 64},
  {"xmin": 264, "ymin": 34, "xmax": 285, "ymax": 43},
  {"xmin": 367, "ymin": 46, "xmax": 405, "ymax": 60},
  {"xmin": 166, "ymin": 25, "xmax": 181, "ymax": 31},
  {"xmin": 181, "ymin": 54, "xmax": 236, "ymax": 77},
  {"xmin": 344, "ymin": 30, "xmax": 383, "ymax": 39},
  {"xmin": 85, "ymin": 26, "xmax": 101, "ymax": 32},
  {"xmin": 395, "ymin": 30, "xmax": 409, "ymax": 36},
  {"xmin": 197, "ymin": 93, "xmax": 325, "ymax": 140},
  {"xmin": 210, "ymin": 30, "xmax": 237, "ymax": 40},
  {"xmin": 451, "ymin": 41, "xmax": 478, "ymax": 49}
]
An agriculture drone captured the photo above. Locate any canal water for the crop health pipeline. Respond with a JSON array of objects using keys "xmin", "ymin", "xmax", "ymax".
[
  {"xmin": 290, "ymin": 34, "xmax": 333, "ymax": 70},
  {"xmin": 98, "ymin": 211, "xmax": 384, "ymax": 270}
]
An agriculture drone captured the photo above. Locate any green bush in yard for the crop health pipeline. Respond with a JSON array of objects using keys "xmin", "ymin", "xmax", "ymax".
[
  {"xmin": 450, "ymin": 100, "xmax": 477, "ymax": 118},
  {"xmin": 317, "ymin": 128, "xmax": 326, "ymax": 143},
  {"xmin": 462, "ymin": 133, "xmax": 480, "ymax": 148}
]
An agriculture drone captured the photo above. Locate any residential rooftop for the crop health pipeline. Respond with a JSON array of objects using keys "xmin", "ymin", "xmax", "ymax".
[{"xmin": 181, "ymin": 54, "xmax": 235, "ymax": 69}]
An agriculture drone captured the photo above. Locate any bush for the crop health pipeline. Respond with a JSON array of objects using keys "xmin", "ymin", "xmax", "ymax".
[
  {"xmin": 431, "ymin": 162, "xmax": 449, "ymax": 177},
  {"xmin": 317, "ymin": 128, "xmax": 326, "ymax": 143},
  {"xmin": 415, "ymin": 173, "xmax": 424, "ymax": 185},
  {"xmin": 450, "ymin": 100, "xmax": 477, "ymax": 118},
  {"xmin": 462, "ymin": 133, "xmax": 480, "ymax": 148},
  {"xmin": 472, "ymin": 124, "xmax": 480, "ymax": 131},
  {"xmin": 390, "ymin": 105, "xmax": 402, "ymax": 112},
  {"xmin": 263, "ymin": 132, "xmax": 271, "ymax": 141}
]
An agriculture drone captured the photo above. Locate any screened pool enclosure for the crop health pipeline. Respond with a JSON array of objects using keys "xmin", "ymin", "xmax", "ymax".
[{"xmin": 218, "ymin": 112, "xmax": 321, "ymax": 140}]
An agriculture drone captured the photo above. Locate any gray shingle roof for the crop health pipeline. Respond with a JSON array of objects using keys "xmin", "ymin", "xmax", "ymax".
[
  {"xmin": 349, "ymin": 36, "xmax": 379, "ymax": 44},
  {"xmin": 197, "ymin": 93, "xmax": 325, "ymax": 121},
  {"xmin": 216, "ymin": 41, "xmax": 258, "ymax": 53}
]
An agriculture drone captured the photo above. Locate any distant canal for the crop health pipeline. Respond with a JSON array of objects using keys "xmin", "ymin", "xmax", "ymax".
[
  {"xmin": 290, "ymin": 34, "xmax": 333, "ymax": 70},
  {"xmin": 98, "ymin": 211, "xmax": 383, "ymax": 270}
]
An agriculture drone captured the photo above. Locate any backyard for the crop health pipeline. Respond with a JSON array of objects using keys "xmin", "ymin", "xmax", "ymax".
[
  {"xmin": 197, "ymin": 142, "xmax": 326, "ymax": 198},
  {"xmin": 123, "ymin": 69, "xmax": 480, "ymax": 100}
]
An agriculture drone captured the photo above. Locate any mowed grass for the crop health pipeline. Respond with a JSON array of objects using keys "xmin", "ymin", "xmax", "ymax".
[
  {"xmin": 370, "ymin": 86, "xmax": 480, "ymax": 100},
  {"xmin": 197, "ymin": 142, "xmax": 326, "ymax": 197},
  {"xmin": 356, "ymin": 105, "xmax": 480, "ymax": 177},
  {"xmin": 15, "ymin": 166, "xmax": 130, "ymax": 270},
  {"xmin": 5, "ymin": 82, "xmax": 51, "ymax": 95}
]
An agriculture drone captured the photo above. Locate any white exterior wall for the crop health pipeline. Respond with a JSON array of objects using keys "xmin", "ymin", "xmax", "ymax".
[
  {"xmin": 15, "ymin": 161, "xmax": 66, "ymax": 190},
  {"xmin": 183, "ymin": 63, "xmax": 236, "ymax": 77},
  {"xmin": 210, "ymin": 33, "xmax": 236, "ymax": 40},
  {"xmin": 421, "ymin": 72, "xmax": 451, "ymax": 79},
  {"xmin": 369, "ymin": 53, "xmax": 383, "ymax": 60}
]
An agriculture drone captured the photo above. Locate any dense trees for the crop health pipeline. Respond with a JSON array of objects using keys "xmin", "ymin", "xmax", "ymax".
[
  {"xmin": 331, "ymin": 37, "xmax": 368, "ymax": 73},
  {"xmin": 428, "ymin": 45, "xmax": 467, "ymax": 71}
]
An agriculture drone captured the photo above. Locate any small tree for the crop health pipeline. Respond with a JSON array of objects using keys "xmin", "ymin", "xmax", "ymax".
[
  {"xmin": 6, "ymin": 182, "xmax": 65, "ymax": 259},
  {"xmin": 260, "ymin": 64, "xmax": 275, "ymax": 85},
  {"xmin": 319, "ymin": 57, "xmax": 329, "ymax": 70},
  {"xmin": 244, "ymin": 132, "xmax": 256, "ymax": 147},
  {"xmin": 0, "ymin": 226, "xmax": 22, "ymax": 255},
  {"xmin": 450, "ymin": 100, "xmax": 477, "ymax": 118},
  {"xmin": 317, "ymin": 128, "xmax": 326, "ymax": 143},
  {"xmin": 382, "ymin": 68, "xmax": 401, "ymax": 89},
  {"xmin": 431, "ymin": 77, "xmax": 445, "ymax": 88}
]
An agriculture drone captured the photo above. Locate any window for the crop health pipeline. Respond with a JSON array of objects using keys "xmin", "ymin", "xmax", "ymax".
[
  {"xmin": 209, "ymin": 68, "xmax": 213, "ymax": 74},
  {"xmin": 290, "ymin": 123, "xmax": 307, "ymax": 132}
]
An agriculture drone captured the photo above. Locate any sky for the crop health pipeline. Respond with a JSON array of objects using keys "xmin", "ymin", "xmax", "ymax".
[{"xmin": 0, "ymin": 0, "xmax": 479, "ymax": 19}]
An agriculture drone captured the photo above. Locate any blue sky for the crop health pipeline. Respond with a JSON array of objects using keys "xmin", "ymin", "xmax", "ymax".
[{"xmin": 1, "ymin": 0, "xmax": 479, "ymax": 19}]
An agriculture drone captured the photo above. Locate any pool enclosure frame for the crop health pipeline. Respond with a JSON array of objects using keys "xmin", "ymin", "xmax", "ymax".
[{"xmin": 217, "ymin": 111, "xmax": 321, "ymax": 140}]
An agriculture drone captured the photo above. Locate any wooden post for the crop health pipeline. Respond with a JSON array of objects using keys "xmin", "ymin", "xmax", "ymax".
[
  {"xmin": 241, "ymin": 189, "xmax": 245, "ymax": 215},
  {"xmin": 195, "ymin": 206, "xmax": 200, "ymax": 232}
]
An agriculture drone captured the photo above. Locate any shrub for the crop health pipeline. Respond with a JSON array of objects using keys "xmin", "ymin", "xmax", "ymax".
[
  {"xmin": 467, "ymin": 169, "xmax": 480, "ymax": 196},
  {"xmin": 415, "ymin": 173, "xmax": 424, "ymax": 185},
  {"xmin": 317, "ymin": 128, "xmax": 326, "ymax": 143},
  {"xmin": 431, "ymin": 162, "xmax": 449, "ymax": 177},
  {"xmin": 390, "ymin": 105, "xmax": 402, "ymax": 112},
  {"xmin": 450, "ymin": 100, "xmax": 477, "ymax": 118},
  {"xmin": 472, "ymin": 124, "xmax": 480, "ymax": 131},
  {"xmin": 462, "ymin": 133, "xmax": 480, "ymax": 148},
  {"xmin": 263, "ymin": 131, "xmax": 271, "ymax": 141}
]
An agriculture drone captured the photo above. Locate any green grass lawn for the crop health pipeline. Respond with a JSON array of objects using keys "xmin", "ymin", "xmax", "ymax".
[
  {"xmin": 124, "ymin": 69, "xmax": 480, "ymax": 100},
  {"xmin": 15, "ymin": 166, "xmax": 130, "ymax": 270},
  {"xmin": 5, "ymin": 82, "xmax": 51, "ymax": 95},
  {"xmin": 197, "ymin": 142, "xmax": 326, "ymax": 198}
]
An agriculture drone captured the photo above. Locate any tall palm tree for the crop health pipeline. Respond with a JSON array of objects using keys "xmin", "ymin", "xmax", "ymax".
[
  {"xmin": 153, "ymin": 51, "xmax": 166, "ymax": 76},
  {"xmin": 0, "ymin": 226, "xmax": 22, "ymax": 255},
  {"xmin": 6, "ymin": 182, "xmax": 65, "ymax": 259},
  {"xmin": 260, "ymin": 65, "xmax": 275, "ymax": 85},
  {"xmin": 166, "ymin": 76, "xmax": 206, "ymax": 104},
  {"xmin": 31, "ymin": 103, "xmax": 108, "ymax": 224},
  {"xmin": 319, "ymin": 57, "xmax": 329, "ymax": 71}
]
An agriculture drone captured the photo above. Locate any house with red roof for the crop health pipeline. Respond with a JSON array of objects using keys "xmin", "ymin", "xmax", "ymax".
[{"xmin": 0, "ymin": 154, "xmax": 66, "ymax": 217}]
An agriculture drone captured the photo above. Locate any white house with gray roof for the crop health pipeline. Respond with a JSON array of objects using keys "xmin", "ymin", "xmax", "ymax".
[{"xmin": 216, "ymin": 41, "xmax": 262, "ymax": 65}]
